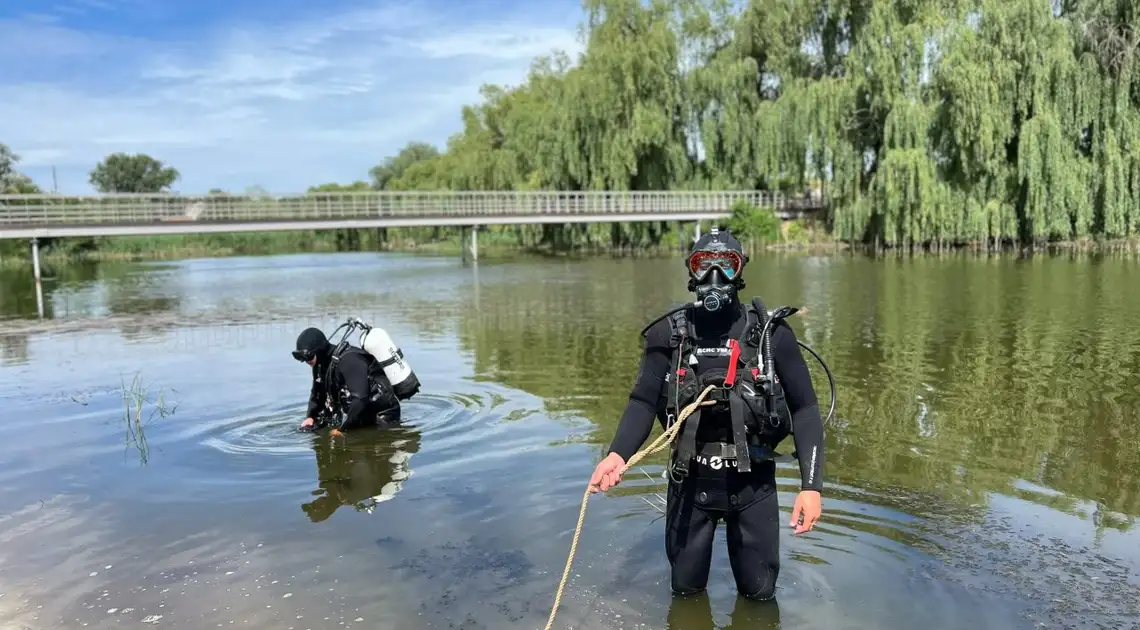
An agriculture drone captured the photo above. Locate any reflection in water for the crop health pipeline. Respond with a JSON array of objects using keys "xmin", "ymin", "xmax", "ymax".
[
  {"xmin": 0, "ymin": 252, "xmax": 1138, "ymax": 629},
  {"xmin": 0, "ymin": 260, "xmax": 102, "ymax": 321},
  {"xmin": 667, "ymin": 592, "xmax": 781, "ymax": 630},
  {"xmin": 0, "ymin": 333, "xmax": 28, "ymax": 365},
  {"xmin": 302, "ymin": 423, "xmax": 422, "ymax": 523},
  {"xmin": 456, "ymin": 254, "xmax": 1140, "ymax": 524}
]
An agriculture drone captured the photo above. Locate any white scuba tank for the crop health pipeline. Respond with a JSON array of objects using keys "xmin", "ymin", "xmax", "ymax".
[{"xmin": 359, "ymin": 324, "xmax": 421, "ymax": 400}]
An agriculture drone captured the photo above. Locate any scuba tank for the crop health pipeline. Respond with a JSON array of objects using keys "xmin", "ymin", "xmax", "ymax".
[{"xmin": 355, "ymin": 319, "xmax": 421, "ymax": 401}]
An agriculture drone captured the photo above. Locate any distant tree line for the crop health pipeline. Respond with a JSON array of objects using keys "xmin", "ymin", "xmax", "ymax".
[{"xmin": 3, "ymin": 0, "xmax": 1139, "ymax": 261}]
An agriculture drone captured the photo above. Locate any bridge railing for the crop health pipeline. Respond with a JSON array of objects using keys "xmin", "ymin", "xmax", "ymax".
[{"xmin": 0, "ymin": 190, "xmax": 811, "ymax": 226}]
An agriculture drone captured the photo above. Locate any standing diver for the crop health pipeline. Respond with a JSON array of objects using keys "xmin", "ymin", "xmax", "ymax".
[
  {"xmin": 293, "ymin": 319, "xmax": 421, "ymax": 436},
  {"xmin": 588, "ymin": 227, "xmax": 825, "ymax": 601}
]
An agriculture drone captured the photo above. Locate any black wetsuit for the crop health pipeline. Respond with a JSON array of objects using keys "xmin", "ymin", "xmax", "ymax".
[
  {"xmin": 308, "ymin": 346, "xmax": 401, "ymax": 431},
  {"xmin": 608, "ymin": 300, "xmax": 825, "ymax": 599}
]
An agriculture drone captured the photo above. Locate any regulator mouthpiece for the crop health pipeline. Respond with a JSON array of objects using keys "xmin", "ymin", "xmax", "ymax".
[
  {"xmin": 701, "ymin": 291, "xmax": 725, "ymax": 312},
  {"xmin": 695, "ymin": 285, "xmax": 732, "ymax": 313}
]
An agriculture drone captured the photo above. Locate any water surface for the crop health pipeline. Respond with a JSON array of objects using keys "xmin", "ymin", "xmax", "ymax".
[{"xmin": 0, "ymin": 251, "xmax": 1138, "ymax": 629}]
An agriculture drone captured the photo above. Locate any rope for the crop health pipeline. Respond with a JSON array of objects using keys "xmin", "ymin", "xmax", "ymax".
[{"xmin": 540, "ymin": 384, "xmax": 719, "ymax": 630}]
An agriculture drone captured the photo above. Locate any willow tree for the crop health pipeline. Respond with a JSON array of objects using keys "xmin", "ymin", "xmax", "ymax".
[
  {"xmin": 933, "ymin": 0, "xmax": 1088, "ymax": 247},
  {"xmin": 380, "ymin": 0, "xmax": 1140, "ymax": 251},
  {"xmin": 1068, "ymin": 0, "xmax": 1140, "ymax": 238}
]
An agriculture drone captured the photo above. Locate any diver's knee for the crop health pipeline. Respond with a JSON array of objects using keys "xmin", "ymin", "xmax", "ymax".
[
  {"xmin": 740, "ymin": 585, "xmax": 776, "ymax": 601},
  {"xmin": 739, "ymin": 572, "xmax": 777, "ymax": 601},
  {"xmin": 670, "ymin": 584, "xmax": 707, "ymax": 598},
  {"xmin": 670, "ymin": 563, "xmax": 710, "ymax": 597},
  {"xmin": 736, "ymin": 565, "xmax": 778, "ymax": 601}
]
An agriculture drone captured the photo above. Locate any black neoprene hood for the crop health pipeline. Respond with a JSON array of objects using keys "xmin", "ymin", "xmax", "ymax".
[{"xmin": 296, "ymin": 327, "xmax": 331, "ymax": 358}]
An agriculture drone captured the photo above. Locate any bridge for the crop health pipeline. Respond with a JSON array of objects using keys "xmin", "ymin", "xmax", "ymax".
[
  {"xmin": 0, "ymin": 189, "xmax": 825, "ymax": 316},
  {"xmin": 0, "ymin": 190, "xmax": 821, "ymax": 239}
]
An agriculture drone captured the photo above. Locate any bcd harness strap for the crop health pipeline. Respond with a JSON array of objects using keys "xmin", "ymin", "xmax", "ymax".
[
  {"xmin": 666, "ymin": 298, "xmax": 776, "ymax": 482},
  {"xmin": 324, "ymin": 345, "xmax": 392, "ymax": 418}
]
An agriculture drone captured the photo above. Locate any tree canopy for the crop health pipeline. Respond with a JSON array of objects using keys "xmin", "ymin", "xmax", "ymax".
[
  {"xmin": 383, "ymin": 0, "xmax": 1140, "ymax": 249},
  {"xmin": 88, "ymin": 153, "xmax": 180, "ymax": 193},
  {"xmin": 0, "ymin": 143, "xmax": 41, "ymax": 194}
]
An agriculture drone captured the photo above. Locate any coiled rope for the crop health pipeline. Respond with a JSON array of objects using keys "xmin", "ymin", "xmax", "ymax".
[{"xmin": 541, "ymin": 384, "xmax": 719, "ymax": 630}]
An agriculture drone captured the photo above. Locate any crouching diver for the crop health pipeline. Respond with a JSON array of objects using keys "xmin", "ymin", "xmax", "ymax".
[
  {"xmin": 589, "ymin": 227, "xmax": 826, "ymax": 601},
  {"xmin": 293, "ymin": 317, "xmax": 422, "ymax": 436}
]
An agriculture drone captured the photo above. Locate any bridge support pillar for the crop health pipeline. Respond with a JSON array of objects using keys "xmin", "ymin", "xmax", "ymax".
[
  {"xmin": 31, "ymin": 237, "xmax": 44, "ymax": 319},
  {"xmin": 694, "ymin": 220, "xmax": 701, "ymax": 242},
  {"xmin": 460, "ymin": 227, "xmax": 478, "ymax": 264}
]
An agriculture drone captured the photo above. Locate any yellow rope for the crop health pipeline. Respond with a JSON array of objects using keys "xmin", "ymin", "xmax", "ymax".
[{"xmin": 540, "ymin": 384, "xmax": 719, "ymax": 630}]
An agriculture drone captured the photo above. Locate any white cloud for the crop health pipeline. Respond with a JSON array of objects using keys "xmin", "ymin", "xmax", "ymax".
[{"xmin": 0, "ymin": 1, "xmax": 583, "ymax": 193}]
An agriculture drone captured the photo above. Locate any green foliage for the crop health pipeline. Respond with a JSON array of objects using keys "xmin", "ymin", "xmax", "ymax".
[
  {"xmin": 375, "ymin": 0, "xmax": 1140, "ymax": 250},
  {"xmin": 307, "ymin": 181, "xmax": 372, "ymax": 193},
  {"xmin": 368, "ymin": 142, "xmax": 440, "ymax": 190},
  {"xmin": 89, "ymin": 153, "xmax": 180, "ymax": 193},
  {"xmin": 6, "ymin": 0, "xmax": 1140, "ymax": 256},
  {"xmin": 0, "ymin": 143, "xmax": 41, "ymax": 195},
  {"xmin": 725, "ymin": 199, "xmax": 781, "ymax": 242},
  {"xmin": 784, "ymin": 220, "xmax": 809, "ymax": 244}
]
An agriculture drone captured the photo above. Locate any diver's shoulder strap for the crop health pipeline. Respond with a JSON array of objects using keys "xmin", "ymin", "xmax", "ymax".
[
  {"xmin": 749, "ymin": 296, "xmax": 770, "ymax": 325},
  {"xmin": 640, "ymin": 302, "xmax": 693, "ymax": 340},
  {"xmin": 667, "ymin": 307, "xmax": 695, "ymax": 349},
  {"xmin": 737, "ymin": 296, "xmax": 772, "ymax": 370},
  {"xmin": 326, "ymin": 345, "xmax": 365, "ymax": 385},
  {"xmin": 332, "ymin": 344, "xmax": 362, "ymax": 364},
  {"xmin": 743, "ymin": 297, "xmax": 769, "ymax": 344}
]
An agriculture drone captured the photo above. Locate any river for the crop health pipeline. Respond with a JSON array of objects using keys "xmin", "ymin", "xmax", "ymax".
[{"xmin": 0, "ymin": 251, "xmax": 1137, "ymax": 630}]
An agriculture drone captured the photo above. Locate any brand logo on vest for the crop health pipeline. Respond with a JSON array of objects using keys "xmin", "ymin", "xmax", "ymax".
[
  {"xmin": 693, "ymin": 346, "xmax": 733, "ymax": 357},
  {"xmin": 695, "ymin": 453, "xmax": 737, "ymax": 470}
]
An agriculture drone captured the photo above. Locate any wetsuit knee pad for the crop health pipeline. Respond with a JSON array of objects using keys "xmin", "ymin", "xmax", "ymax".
[
  {"xmin": 739, "ymin": 577, "xmax": 777, "ymax": 601},
  {"xmin": 670, "ymin": 583, "xmax": 708, "ymax": 598}
]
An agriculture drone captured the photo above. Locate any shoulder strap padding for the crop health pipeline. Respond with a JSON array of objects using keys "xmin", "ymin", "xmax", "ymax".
[
  {"xmin": 737, "ymin": 296, "xmax": 771, "ymax": 368},
  {"xmin": 749, "ymin": 296, "xmax": 769, "ymax": 325},
  {"xmin": 667, "ymin": 309, "xmax": 692, "ymax": 349}
]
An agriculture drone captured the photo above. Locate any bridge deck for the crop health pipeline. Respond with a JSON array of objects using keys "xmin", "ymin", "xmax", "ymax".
[{"xmin": 0, "ymin": 190, "xmax": 825, "ymax": 239}]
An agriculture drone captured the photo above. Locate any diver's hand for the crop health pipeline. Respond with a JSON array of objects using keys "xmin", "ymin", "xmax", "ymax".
[
  {"xmin": 330, "ymin": 428, "xmax": 343, "ymax": 438},
  {"xmin": 589, "ymin": 453, "xmax": 626, "ymax": 493},
  {"xmin": 299, "ymin": 417, "xmax": 315, "ymax": 431},
  {"xmin": 790, "ymin": 490, "xmax": 821, "ymax": 534}
]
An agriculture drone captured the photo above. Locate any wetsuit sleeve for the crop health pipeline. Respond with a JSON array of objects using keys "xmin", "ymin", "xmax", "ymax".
[
  {"xmin": 306, "ymin": 365, "xmax": 323, "ymax": 419},
  {"xmin": 772, "ymin": 321, "xmax": 825, "ymax": 492},
  {"xmin": 607, "ymin": 320, "xmax": 673, "ymax": 462},
  {"xmin": 336, "ymin": 355, "xmax": 374, "ymax": 430}
]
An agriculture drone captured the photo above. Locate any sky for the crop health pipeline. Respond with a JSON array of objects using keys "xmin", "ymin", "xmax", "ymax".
[{"xmin": 0, "ymin": 0, "xmax": 584, "ymax": 194}]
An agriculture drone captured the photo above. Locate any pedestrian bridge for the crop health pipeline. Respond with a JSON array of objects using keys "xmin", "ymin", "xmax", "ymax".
[
  {"xmin": 0, "ymin": 189, "xmax": 826, "ymax": 320},
  {"xmin": 0, "ymin": 190, "xmax": 823, "ymax": 240}
]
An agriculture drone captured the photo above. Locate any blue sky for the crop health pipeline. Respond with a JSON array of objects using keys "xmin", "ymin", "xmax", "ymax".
[{"xmin": 0, "ymin": 0, "xmax": 583, "ymax": 194}]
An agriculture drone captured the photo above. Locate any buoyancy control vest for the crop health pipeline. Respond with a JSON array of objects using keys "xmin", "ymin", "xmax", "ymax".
[
  {"xmin": 321, "ymin": 345, "xmax": 401, "ymax": 423},
  {"xmin": 659, "ymin": 296, "xmax": 793, "ymax": 481}
]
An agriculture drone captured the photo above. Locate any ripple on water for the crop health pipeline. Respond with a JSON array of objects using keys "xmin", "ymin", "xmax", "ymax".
[
  {"xmin": 157, "ymin": 387, "xmax": 552, "ymax": 513},
  {"xmin": 185, "ymin": 392, "xmax": 480, "ymax": 459},
  {"xmin": 537, "ymin": 472, "xmax": 1050, "ymax": 630},
  {"xmin": 171, "ymin": 402, "xmax": 312, "ymax": 459},
  {"xmin": 200, "ymin": 416, "xmax": 314, "ymax": 457}
]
